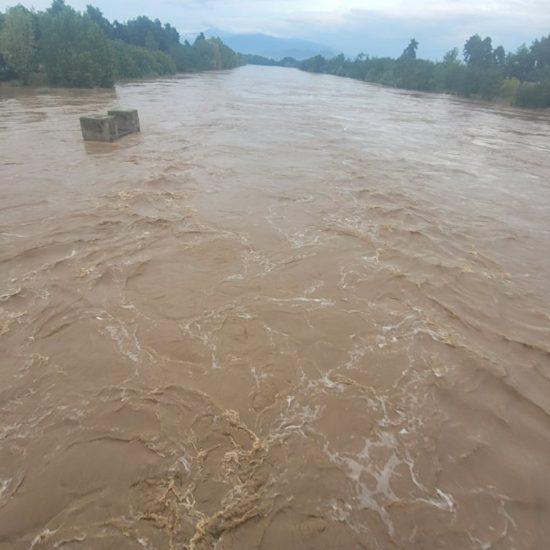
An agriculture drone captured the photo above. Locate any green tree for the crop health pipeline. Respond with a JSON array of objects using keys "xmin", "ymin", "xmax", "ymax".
[
  {"xmin": 514, "ymin": 79, "xmax": 550, "ymax": 107},
  {"xmin": 169, "ymin": 42, "xmax": 194, "ymax": 72},
  {"xmin": 505, "ymin": 44, "xmax": 535, "ymax": 82},
  {"xmin": 463, "ymin": 34, "xmax": 493, "ymax": 67},
  {"xmin": 493, "ymin": 45, "xmax": 506, "ymax": 69},
  {"xmin": 47, "ymin": 0, "xmax": 67, "ymax": 16},
  {"xmin": 531, "ymin": 36, "xmax": 550, "ymax": 71},
  {"xmin": 443, "ymin": 48, "xmax": 459, "ymax": 64},
  {"xmin": 400, "ymin": 38, "xmax": 419, "ymax": 60},
  {"xmin": 211, "ymin": 37, "xmax": 240, "ymax": 69},
  {"xmin": 39, "ymin": 2, "xmax": 114, "ymax": 87},
  {"xmin": 85, "ymin": 5, "xmax": 113, "ymax": 37},
  {"xmin": 0, "ymin": 5, "xmax": 37, "ymax": 84},
  {"xmin": 191, "ymin": 36, "xmax": 224, "ymax": 70},
  {"xmin": 144, "ymin": 31, "xmax": 159, "ymax": 50}
]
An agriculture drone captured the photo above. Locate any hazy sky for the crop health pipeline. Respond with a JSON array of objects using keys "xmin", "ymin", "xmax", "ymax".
[{"xmin": 1, "ymin": 0, "xmax": 549, "ymax": 58}]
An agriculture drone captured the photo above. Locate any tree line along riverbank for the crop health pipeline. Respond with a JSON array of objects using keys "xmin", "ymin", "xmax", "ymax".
[
  {"xmin": 2, "ymin": 0, "xmax": 549, "ymax": 109},
  {"xmin": 246, "ymin": 36, "xmax": 550, "ymax": 109},
  {"xmin": 0, "ymin": 0, "xmax": 240, "ymax": 88}
]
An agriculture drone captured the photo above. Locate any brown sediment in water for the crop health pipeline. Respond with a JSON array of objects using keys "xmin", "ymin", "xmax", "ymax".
[{"xmin": 1, "ymin": 66, "xmax": 550, "ymax": 549}]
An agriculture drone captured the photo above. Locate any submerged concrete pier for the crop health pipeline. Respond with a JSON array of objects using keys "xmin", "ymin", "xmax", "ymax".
[
  {"xmin": 80, "ymin": 110, "xmax": 140, "ymax": 142},
  {"xmin": 107, "ymin": 110, "xmax": 140, "ymax": 136}
]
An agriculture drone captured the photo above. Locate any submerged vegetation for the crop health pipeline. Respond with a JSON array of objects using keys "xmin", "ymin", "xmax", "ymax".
[
  {"xmin": 247, "ymin": 36, "xmax": 550, "ymax": 109},
  {"xmin": 0, "ymin": 0, "xmax": 240, "ymax": 88}
]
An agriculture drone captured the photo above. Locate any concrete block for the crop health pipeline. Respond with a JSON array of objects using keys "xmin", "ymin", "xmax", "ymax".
[
  {"xmin": 107, "ymin": 110, "xmax": 140, "ymax": 136},
  {"xmin": 80, "ymin": 110, "xmax": 140, "ymax": 142},
  {"xmin": 80, "ymin": 115, "xmax": 118, "ymax": 142}
]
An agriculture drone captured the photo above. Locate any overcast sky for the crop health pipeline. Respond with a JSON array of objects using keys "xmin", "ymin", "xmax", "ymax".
[{"xmin": 1, "ymin": 0, "xmax": 549, "ymax": 58}]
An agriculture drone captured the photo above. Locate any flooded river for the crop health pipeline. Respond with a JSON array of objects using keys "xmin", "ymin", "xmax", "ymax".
[{"xmin": 1, "ymin": 66, "xmax": 550, "ymax": 549}]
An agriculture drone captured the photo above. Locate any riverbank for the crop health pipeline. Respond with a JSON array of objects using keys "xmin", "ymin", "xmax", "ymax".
[
  {"xmin": 298, "ymin": 59, "xmax": 550, "ymax": 109},
  {"xmin": 0, "ymin": 66, "xmax": 241, "ymax": 92},
  {"xmin": 244, "ymin": 36, "xmax": 550, "ymax": 109},
  {"xmin": 299, "ymin": 67, "xmax": 550, "ymax": 110}
]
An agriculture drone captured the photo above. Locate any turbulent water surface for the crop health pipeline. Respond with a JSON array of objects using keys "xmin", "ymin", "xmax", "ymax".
[{"xmin": 1, "ymin": 66, "xmax": 550, "ymax": 549}]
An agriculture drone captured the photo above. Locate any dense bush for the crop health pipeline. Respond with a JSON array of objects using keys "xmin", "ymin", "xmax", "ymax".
[{"xmin": 514, "ymin": 80, "xmax": 550, "ymax": 108}]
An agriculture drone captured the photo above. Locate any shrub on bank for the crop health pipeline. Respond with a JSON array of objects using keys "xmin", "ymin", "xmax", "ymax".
[{"xmin": 514, "ymin": 80, "xmax": 550, "ymax": 108}]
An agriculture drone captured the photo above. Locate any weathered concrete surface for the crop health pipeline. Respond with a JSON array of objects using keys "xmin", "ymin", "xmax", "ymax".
[
  {"xmin": 79, "ymin": 116, "xmax": 118, "ymax": 142},
  {"xmin": 107, "ymin": 110, "xmax": 141, "ymax": 136},
  {"xmin": 80, "ymin": 110, "xmax": 140, "ymax": 142}
]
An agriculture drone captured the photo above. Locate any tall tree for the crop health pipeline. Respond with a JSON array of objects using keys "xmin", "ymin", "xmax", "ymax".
[
  {"xmin": 85, "ymin": 5, "xmax": 113, "ymax": 37},
  {"xmin": 400, "ymin": 38, "xmax": 419, "ymax": 60},
  {"xmin": 443, "ymin": 47, "xmax": 459, "ymax": 64},
  {"xmin": 47, "ymin": 0, "xmax": 68, "ymax": 16},
  {"xmin": 531, "ymin": 35, "xmax": 550, "ymax": 69},
  {"xmin": 493, "ymin": 45, "xmax": 506, "ymax": 69},
  {"xmin": 0, "ymin": 5, "xmax": 36, "ymax": 84},
  {"xmin": 463, "ymin": 34, "xmax": 493, "ymax": 68},
  {"xmin": 39, "ymin": 2, "xmax": 114, "ymax": 87},
  {"xmin": 505, "ymin": 44, "xmax": 535, "ymax": 81}
]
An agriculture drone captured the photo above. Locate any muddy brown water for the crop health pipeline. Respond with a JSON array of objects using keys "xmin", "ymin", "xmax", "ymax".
[{"xmin": 1, "ymin": 66, "xmax": 550, "ymax": 549}]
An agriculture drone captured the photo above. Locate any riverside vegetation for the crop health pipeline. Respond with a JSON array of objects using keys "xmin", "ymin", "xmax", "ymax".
[
  {"xmin": 0, "ymin": 0, "xmax": 240, "ymax": 88},
  {"xmin": 247, "ymin": 36, "xmax": 550, "ymax": 109},
  {"xmin": 1, "ymin": 0, "xmax": 548, "ymax": 108}
]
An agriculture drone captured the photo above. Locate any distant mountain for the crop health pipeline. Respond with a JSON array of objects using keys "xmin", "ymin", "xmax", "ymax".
[{"xmin": 204, "ymin": 30, "xmax": 335, "ymax": 61}]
